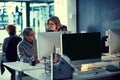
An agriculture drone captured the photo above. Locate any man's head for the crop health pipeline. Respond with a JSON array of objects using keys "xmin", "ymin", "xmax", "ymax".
[{"xmin": 23, "ymin": 27, "xmax": 35, "ymax": 42}]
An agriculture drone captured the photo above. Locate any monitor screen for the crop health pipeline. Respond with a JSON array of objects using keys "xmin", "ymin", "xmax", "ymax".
[
  {"xmin": 36, "ymin": 31, "xmax": 71, "ymax": 59},
  {"xmin": 109, "ymin": 29, "xmax": 120, "ymax": 56},
  {"xmin": 61, "ymin": 32, "xmax": 101, "ymax": 65}
]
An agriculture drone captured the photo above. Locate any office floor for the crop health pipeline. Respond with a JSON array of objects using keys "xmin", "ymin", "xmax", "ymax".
[
  {"xmin": 0, "ymin": 68, "xmax": 11, "ymax": 80},
  {"xmin": 0, "ymin": 68, "xmax": 34, "ymax": 80},
  {"xmin": 0, "ymin": 45, "xmax": 10, "ymax": 80},
  {"xmin": 0, "ymin": 49, "xmax": 34, "ymax": 80}
]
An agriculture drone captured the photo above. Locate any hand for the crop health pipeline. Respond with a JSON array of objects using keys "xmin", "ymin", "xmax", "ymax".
[{"xmin": 35, "ymin": 59, "xmax": 40, "ymax": 64}]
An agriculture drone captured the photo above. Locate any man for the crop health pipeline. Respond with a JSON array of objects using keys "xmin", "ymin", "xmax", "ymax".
[{"xmin": 17, "ymin": 27, "xmax": 39, "ymax": 64}]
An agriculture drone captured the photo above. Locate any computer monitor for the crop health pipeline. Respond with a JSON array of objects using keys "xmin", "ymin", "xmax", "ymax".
[
  {"xmin": 61, "ymin": 32, "xmax": 101, "ymax": 65},
  {"xmin": 109, "ymin": 29, "xmax": 120, "ymax": 56},
  {"xmin": 36, "ymin": 31, "xmax": 71, "ymax": 60}
]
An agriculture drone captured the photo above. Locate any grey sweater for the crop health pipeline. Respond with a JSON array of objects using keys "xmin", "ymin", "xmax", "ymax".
[{"xmin": 17, "ymin": 39, "xmax": 38, "ymax": 63}]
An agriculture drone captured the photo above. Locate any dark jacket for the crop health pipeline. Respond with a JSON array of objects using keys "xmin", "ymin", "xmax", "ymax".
[
  {"xmin": 2, "ymin": 35, "xmax": 22, "ymax": 62},
  {"xmin": 57, "ymin": 25, "xmax": 67, "ymax": 31},
  {"xmin": 46, "ymin": 25, "xmax": 68, "ymax": 32}
]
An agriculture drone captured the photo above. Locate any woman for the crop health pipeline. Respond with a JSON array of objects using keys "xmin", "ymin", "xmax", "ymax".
[
  {"xmin": 2, "ymin": 24, "xmax": 22, "ymax": 80},
  {"xmin": 46, "ymin": 16, "xmax": 67, "ymax": 32}
]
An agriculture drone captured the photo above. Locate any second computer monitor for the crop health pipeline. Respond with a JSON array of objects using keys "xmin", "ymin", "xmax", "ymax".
[
  {"xmin": 109, "ymin": 29, "xmax": 120, "ymax": 56},
  {"xmin": 61, "ymin": 32, "xmax": 101, "ymax": 65}
]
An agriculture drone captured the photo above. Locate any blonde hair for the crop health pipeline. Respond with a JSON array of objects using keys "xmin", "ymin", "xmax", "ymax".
[{"xmin": 47, "ymin": 16, "xmax": 61, "ymax": 30}]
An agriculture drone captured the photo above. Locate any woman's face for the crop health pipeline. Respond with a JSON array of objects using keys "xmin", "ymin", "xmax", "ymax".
[{"xmin": 48, "ymin": 20, "xmax": 57, "ymax": 31}]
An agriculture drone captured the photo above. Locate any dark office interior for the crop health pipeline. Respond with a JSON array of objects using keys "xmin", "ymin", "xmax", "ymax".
[{"xmin": 77, "ymin": 0, "xmax": 120, "ymax": 37}]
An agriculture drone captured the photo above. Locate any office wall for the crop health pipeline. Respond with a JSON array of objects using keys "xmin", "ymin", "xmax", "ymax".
[
  {"xmin": 54, "ymin": 0, "xmax": 76, "ymax": 33},
  {"xmin": 77, "ymin": 0, "xmax": 120, "ymax": 37},
  {"xmin": 67, "ymin": 0, "xmax": 76, "ymax": 33}
]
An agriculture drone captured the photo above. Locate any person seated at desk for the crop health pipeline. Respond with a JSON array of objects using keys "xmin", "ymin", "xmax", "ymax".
[
  {"xmin": 17, "ymin": 27, "xmax": 40, "ymax": 64},
  {"xmin": 46, "ymin": 16, "xmax": 67, "ymax": 32},
  {"xmin": 101, "ymin": 36, "xmax": 109, "ymax": 53},
  {"xmin": 2, "ymin": 24, "xmax": 22, "ymax": 80}
]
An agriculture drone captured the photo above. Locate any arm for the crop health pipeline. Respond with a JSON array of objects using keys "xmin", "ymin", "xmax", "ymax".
[
  {"xmin": 2, "ymin": 37, "xmax": 11, "ymax": 61},
  {"xmin": 58, "ymin": 25, "xmax": 68, "ymax": 31},
  {"xmin": 2, "ymin": 38, "xmax": 7, "ymax": 53},
  {"xmin": 17, "ymin": 45, "xmax": 31, "ymax": 63},
  {"xmin": 2, "ymin": 39, "xmax": 7, "ymax": 61}
]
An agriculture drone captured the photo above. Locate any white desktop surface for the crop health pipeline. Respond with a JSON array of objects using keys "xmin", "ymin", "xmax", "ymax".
[
  {"xmin": 23, "ymin": 69, "xmax": 50, "ymax": 80},
  {"xmin": 24, "ymin": 66, "xmax": 118, "ymax": 80},
  {"xmin": 3, "ymin": 61, "xmax": 44, "ymax": 71},
  {"xmin": 73, "ymin": 72, "xmax": 120, "ymax": 80},
  {"xmin": 73, "ymin": 68, "xmax": 120, "ymax": 80},
  {"xmin": 3, "ymin": 56, "xmax": 120, "ymax": 80},
  {"xmin": 73, "ymin": 71, "xmax": 109, "ymax": 80},
  {"xmin": 71, "ymin": 55, "xmax": 120, "ymax": 80}
]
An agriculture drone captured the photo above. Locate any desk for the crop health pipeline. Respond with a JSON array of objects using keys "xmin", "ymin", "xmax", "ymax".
[
  {"xmin": 73, "ymin": 68, "xmax": 120, "ymax": 80},
  {"xmin": 72, "ymin": 55, "xmax": 120, "ymax": 80},
  {"xmin": 23, "ymin": 69, "xmax": 50, "ymax": 80},
  {"xmin": 3, "ymin": 61, "xmax": 44, "ymax": 71},
  {"xmin": 3, "ymin": 61, "xmax": 45, "ymax": 80},
  {"xmin": 3, "ymin": 56, "xmax": 120, "ymax": 80}
]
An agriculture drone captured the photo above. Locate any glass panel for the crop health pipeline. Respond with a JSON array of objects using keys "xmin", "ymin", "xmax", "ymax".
[
  {"xmin": 0, "ymin": 1, "xmax": 54, "ymax": 43},
  {"xmin": 0, "ymin": 2, "xmax": 26, "ymax": 36},
  {"xmin": 30, "ymin": 2, "xmax": 54, "ymax": 33},
  {"xmin": 0, "ymin": 2, "xmax": 26, "ymax": 43}
]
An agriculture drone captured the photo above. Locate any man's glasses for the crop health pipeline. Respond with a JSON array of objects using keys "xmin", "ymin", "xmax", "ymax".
[{"xmin": 28, "ymin": 34, "xmax": 35, "ymax": 36}]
